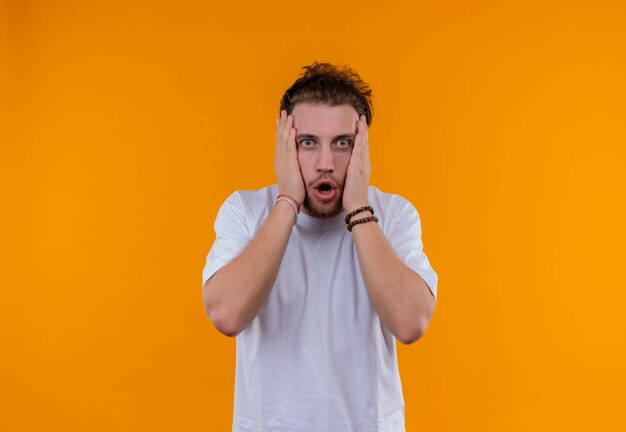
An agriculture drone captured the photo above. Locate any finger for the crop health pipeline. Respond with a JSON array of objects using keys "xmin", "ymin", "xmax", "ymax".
[
  {"xmin": 281, "ymin": 114, "xmax": 293, "ymax": 145},
  {"xmin": 275, "ymin": 119, "xmax": 279, "ymax": 156},
  {"xmin": 362, "ymin": 115, "xmax": 368, "ymax": 143},
  {"xmin": 354, "ymin": 117, "xmax": 363, "ymax": 158},
  {"xmin": 360, "ymin": 115, "xmax": 370, "ymax": 165},
  {"xmin": 276, "ymin": 113, "xmax": 286, "ymax": 144},
  {"xmin": 277, "ymin": 110, "xmax": 286, "ymax": 136},
  {"xmin": 359, "ymin": 115, "xmax": 367, "ymax": 143},
  {"xmin": 349, "ymin": 137, "xmax": 361, "ymax": 176},
  {"xmin": 287, "ymin": 126, "xmax": 296, "ymax": 155},
  {"xmin": 276, "ymin": 111, "xmax": 285, "ymax": 142}
]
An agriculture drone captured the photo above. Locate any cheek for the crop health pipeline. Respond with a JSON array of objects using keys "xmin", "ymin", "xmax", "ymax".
[
  {"xmin": 296, "ymin": 152, "xmax": 313, "ymax": 173},
  {"xmin": 336, "ymin": 152, "xmax": 352, "ymax": 167}
]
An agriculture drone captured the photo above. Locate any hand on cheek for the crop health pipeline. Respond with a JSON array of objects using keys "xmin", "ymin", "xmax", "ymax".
[
  {"xmin": 342, "ymin": 115, "xmax": 371, "ymax": 212},
  {"xmin": 274, "ymin": 110, "xmax": 305, "ymax": 205}
]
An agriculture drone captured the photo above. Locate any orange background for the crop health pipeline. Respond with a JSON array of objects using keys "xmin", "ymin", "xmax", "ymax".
[{"xmin": 2, "ymin": 0, "xmax": 625, "ymax": 430}]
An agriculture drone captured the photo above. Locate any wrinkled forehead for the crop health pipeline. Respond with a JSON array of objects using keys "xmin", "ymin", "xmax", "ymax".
[{"xmin": 292, "ymin": 103, "xmax": 359, "ymax": 136}]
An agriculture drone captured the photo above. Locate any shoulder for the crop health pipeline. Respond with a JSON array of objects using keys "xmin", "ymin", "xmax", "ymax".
[
  {"xmin": 367, "ymin": 186, "xmax": 421, "ymax": 234},
  {"xmin": 367, "ymin": 185, "xmax": 416, "ymax": 214},
  {"xmin": 221, "ymin": 185, "xmax": 277, "ymax": 208},
  {"xmin": 217, "ymin": 185, "xmax": 277, "ymax": 228}
]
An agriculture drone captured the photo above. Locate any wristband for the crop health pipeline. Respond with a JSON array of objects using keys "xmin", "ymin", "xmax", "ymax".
[
  {"xmin": 347, "ymin": 215, "xmax": 379, "ymax": 232},
  {"xmin": 276, "ymin": 194, "xmax": 301, "ymax": 214},
  {"xmin": 274, "ymin": 197, "xmax": 299, "ymax": 217},
  {"xmin": 345, "ymin": 205, "xmax": 374, "ymax": 224}
]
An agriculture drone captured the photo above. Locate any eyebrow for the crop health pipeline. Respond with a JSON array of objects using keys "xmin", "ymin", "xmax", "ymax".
[{"xmin": 295, "ymin": 133, "xmax": 356, "ymax": 141}]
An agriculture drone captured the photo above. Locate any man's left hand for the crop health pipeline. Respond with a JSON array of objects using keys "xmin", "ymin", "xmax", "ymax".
[{"xmin": 343, "ymin": 114, "xmax": 372, "ymax": 213}]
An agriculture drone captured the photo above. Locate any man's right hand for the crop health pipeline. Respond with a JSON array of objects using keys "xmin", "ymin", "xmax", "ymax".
[
  {"xmin": 274, "ymin": 110, "xmax": 305, "ymax": 205},
  {"xmin": 204, "ymin": 110, "xmax": 304, "ymax": 337}
]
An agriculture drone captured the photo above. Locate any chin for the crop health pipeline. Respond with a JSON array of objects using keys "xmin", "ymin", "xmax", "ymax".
[{"xmin": 303, "ymin": 192, "xmax": 344, "ymax": 218}]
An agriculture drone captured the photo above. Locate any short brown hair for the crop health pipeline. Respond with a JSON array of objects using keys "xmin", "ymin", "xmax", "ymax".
[{"xmin": 279, "ymin": 61, "xmax": 374, "ymax": 126}]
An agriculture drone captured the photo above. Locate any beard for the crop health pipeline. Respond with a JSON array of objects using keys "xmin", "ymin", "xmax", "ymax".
[{"xmin": 302, "ymin": 183, "xmax": 345, "ymax": 218}]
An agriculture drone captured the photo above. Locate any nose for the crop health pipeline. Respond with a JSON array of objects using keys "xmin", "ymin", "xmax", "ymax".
[{"xmin": 315, "ymin": 145, "xmax": 335, "ymax": 173}]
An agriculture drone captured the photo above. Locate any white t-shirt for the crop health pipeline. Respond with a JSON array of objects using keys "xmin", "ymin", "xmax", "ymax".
[{"xmin": 202, "ymin": 185, "xmax": 438, "ymax": 432}]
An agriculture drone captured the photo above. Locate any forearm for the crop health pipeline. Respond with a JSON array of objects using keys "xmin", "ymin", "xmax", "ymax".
[
  {"xmin": 202, "ymin": 201, "xmax": 295, "ymax": 336},
  {"xmin": 351, "ymin": 217, "xmax": 436, "ymax": 344}
]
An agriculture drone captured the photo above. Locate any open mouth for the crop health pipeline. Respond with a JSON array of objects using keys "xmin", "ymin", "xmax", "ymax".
[
  {"xmin": 313, "ymin": 182, "xmax": 338, "ymax": 202},
  {"xmin": 315, "ymin": 182, "xmax": 335, "ymax": 195}
]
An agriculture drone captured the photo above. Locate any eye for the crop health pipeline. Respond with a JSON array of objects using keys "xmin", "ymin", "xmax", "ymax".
[
  {"xmin": 300, "ymin": 139, "xmax": 314, "ymax": 148},
  {"xmin": 336, "ymin": 139, "xmax": 352, "ymax": 148}
]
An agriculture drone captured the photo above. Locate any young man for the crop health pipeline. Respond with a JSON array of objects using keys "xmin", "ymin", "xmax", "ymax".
[{"xmin": 202, "ymin": 62, "xmax": 438, "ymax": 431}]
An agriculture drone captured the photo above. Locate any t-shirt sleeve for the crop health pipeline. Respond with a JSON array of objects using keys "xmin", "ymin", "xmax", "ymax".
[
  {"xmin": 388, "ymin": 200, "xmax": 439, "ymax": 299},
  {"xmin": 202, "ymin": 192, "xmax": 252, "ymax": 287}
]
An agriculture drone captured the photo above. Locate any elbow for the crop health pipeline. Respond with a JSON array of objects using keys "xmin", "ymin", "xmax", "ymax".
[
  {"xmin": 398, "ymin": 286, "xmax": 437, "ymax": 345},
  {"xmin": 397, "ymin": 327, "xmax": 425, "ymax": 345},
  {"xmin": 205, "ymin": 304, "xmax": 243, "ymax": 338},
  {"xmin": 396, "ymin": 317, "xmax": 429, "ymax": 345},
  {"xmin": 212, "ymin": 314, "xmax": 242, "ymax": 338},
  {"xmin": 203, "ymin": 279, "xmax": 242, "ymax": 338}
]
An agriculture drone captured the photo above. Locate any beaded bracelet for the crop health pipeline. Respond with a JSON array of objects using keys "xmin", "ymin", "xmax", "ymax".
[
  {"xmin": 347, "ymin": 215, "xmax": 379, "ymax": 232},
  {"xmin": 344, "ymin": 205, "xmax": 374, "ymax": 224}
]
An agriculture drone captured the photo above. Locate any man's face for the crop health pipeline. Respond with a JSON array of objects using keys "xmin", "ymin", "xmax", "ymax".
[{"xmin": 292, "ymin": 103, "xmax": 359, "ymax": 218}]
